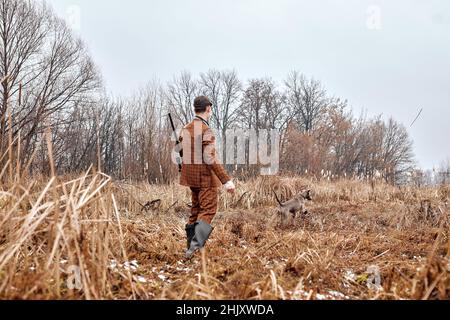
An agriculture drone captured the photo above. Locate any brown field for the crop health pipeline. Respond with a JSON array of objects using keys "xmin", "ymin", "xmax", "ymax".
[{"xmin": 0, "ymin": 170, "xmax": 449, "ymax": 300}]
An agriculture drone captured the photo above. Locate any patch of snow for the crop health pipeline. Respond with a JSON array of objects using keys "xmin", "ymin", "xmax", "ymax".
[
  {"xmin": 123, "ymin": 260, "xmax": 138, "ymax": 271},
  {"xmin": 328, "ymin": 290, "xmax": 350, "ymax": 300},
  {"xmin": 315, "ymin": 290, "xmax": 350, "ymax": 300},
  {"xmin": 175, "ymin": 266, "xmax": 190, "ymax": 273},
  {"xmin": 344, "ymin": 270, "xmax": 357, "ymax": 281},
  {"xmin": 109, "ymin": 259, "xmax": 140, "ymax": 272},
  {"xmin": 158, "ymin": 274, "xmax": 167, "ymax": 281},
  {"xmin": 134, "ymin": 275, "xmax": 147, "ymax": 283},
  {"xmin": 315, "ymin": 293, "xmax": 327, "ymax": 300},
  {"xmin": 286, "ymin": 290, "xmax": 310, "ymax": 299},
  {"xmin": 109, "ymin": 259, "xmax": 118, "ymax": 270}
]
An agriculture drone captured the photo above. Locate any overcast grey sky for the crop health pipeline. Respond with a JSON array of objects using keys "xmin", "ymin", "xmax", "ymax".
[{"xmin": 46, "ymin": 0, "xmax": 450, "ymax": 170}]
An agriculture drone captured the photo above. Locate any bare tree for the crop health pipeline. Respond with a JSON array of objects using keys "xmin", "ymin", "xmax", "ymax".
[
  {"xmin": 239, "ymin": 78, "xmax": 288, "ymax": 130},
  {"xmin": 200, "ymin": 69, "xmax": 242, "ymax": 167},
  {"xmin": 199, "ymin": 69, "xmax": 242, "ymax": 131},
  {"xmin": 0, "ymin": 0, "xmax": 100, "ymax": 171},
  {"xmin": 315, "ymin": 101, "xmax": 363, "ymax": 175},
  {"xmin": 234, "ymin": 78, "xmax": 288, "ymax": 175},
  {"xmin": 285, "ymin": 71, "xmax": 327, "ymax": 133},
  {"xmin": 381, "ymin": 118, "xmax": 415, "ymax": 183},
  {"xmin": 166, "ymin": 71, "xmax": 198, "ymax": 125},
  {"xmin": 436, "ymin": 159, "xmax": 450, "ymax": 185}
]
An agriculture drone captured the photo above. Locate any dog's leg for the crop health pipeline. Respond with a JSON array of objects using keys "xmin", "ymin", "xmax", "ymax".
[{"xmin": 280, "ymin": 209, "xmax": 289, "ymax": 227}]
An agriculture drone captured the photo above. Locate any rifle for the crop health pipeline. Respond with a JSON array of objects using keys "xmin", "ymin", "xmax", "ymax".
[{"xmin": 168, "ymin": 113, "xmax": 183, "ymax": 172}]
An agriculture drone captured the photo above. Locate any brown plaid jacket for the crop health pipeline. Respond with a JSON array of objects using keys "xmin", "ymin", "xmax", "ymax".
[{"xmin": 179, "ymin": 117, "xmax": 231, "ymax": 188}]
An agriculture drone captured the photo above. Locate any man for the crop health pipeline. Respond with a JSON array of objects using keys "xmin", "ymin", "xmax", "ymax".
[{"xmin": 179, "ymin": 96, "xmax": 235, "ymax": 259}]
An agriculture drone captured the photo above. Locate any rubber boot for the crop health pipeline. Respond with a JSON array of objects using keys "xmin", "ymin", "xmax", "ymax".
[
  {"xmin": 185, "ymin": 224, "xmax": 196, "ymax": 249},
  {"xmin": 185, "ymin": 220, "xmax": 213, "ymax": 259}
]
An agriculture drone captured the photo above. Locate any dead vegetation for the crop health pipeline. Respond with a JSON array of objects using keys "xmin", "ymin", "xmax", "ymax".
[
  {"xmin": 0, "ymin": 0, "xmax": 448, "ymax": 302},
  {"xmin": 0, "ymin": 169, "xmax": 449, "ymax": 300}
]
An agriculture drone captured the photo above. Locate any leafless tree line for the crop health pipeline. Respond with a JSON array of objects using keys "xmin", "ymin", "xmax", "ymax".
[
  {"xmin": 1, "ymin": 0, "xmax": 416, "ymax": 185},
  {"xmin": 412, "ymin": 160, "xmax": 450, "ymax": 186},
  {"xmin": 0, "ymin": 0, "xmax": 99, "ymax": 177}
]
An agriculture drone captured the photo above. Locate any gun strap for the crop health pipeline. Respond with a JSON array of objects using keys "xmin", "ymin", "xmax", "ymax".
[{"xmin": 195, "ymin": 116, "xmax": 209, "ymax": 127}]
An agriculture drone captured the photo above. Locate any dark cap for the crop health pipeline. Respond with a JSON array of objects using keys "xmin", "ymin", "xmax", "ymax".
[{"xmin": 194, "ymin": 96, "xmax": 212, "ymax": 112}]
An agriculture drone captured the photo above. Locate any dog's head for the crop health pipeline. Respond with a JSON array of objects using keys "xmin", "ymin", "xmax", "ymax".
[{"xmin": 299, "ymin": 189, "xmax": 313, "ymax": 201}]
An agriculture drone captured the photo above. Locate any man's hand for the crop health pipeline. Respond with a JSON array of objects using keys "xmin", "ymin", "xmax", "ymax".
[{"xmin": 224, "ymin": 180, "xmax": 236, "ymax": 194}]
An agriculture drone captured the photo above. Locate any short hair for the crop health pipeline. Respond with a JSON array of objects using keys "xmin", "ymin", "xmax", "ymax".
[{"xmin": 194, "ymin": 96, "xmax": 212, "ymax": 113}]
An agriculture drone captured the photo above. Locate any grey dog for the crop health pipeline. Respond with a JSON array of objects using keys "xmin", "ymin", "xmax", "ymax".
[{"xmin": 273, "ymin": 189, "xmax": 313, "ymax": 224}]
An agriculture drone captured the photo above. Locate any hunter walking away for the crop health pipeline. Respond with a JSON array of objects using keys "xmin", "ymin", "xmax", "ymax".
[
  {"xmin": 178, "ymin": 96, "xmax": 235, "ymax": 259},
  {"xmin": 0, "ymin": 0, "xmax": 449, "ymax": 301}
]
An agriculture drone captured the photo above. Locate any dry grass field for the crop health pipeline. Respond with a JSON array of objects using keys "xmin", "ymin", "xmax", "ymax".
[
  {"xmin": 0, "ymin": 167, "xmax": 449, "ymax": 300},
  {"xmin": 2, "ymin": 0, "xmax": 450, "ymax": 303}
]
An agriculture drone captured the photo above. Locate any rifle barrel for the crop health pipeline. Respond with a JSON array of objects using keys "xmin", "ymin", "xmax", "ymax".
[{"xmin": 168, "ymin": 114, "xmax": 183, "ymax": 172}]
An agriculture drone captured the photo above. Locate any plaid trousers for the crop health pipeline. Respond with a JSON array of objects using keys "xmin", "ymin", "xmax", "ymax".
[{"xmin": 188, "ymin": 187, "xmax": 219, "ymax": 225}]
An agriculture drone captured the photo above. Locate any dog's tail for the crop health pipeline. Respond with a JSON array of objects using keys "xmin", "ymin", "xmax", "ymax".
[{"xmin": 272, "ymin": 188, "xmax": 283, "ymax": 207}]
